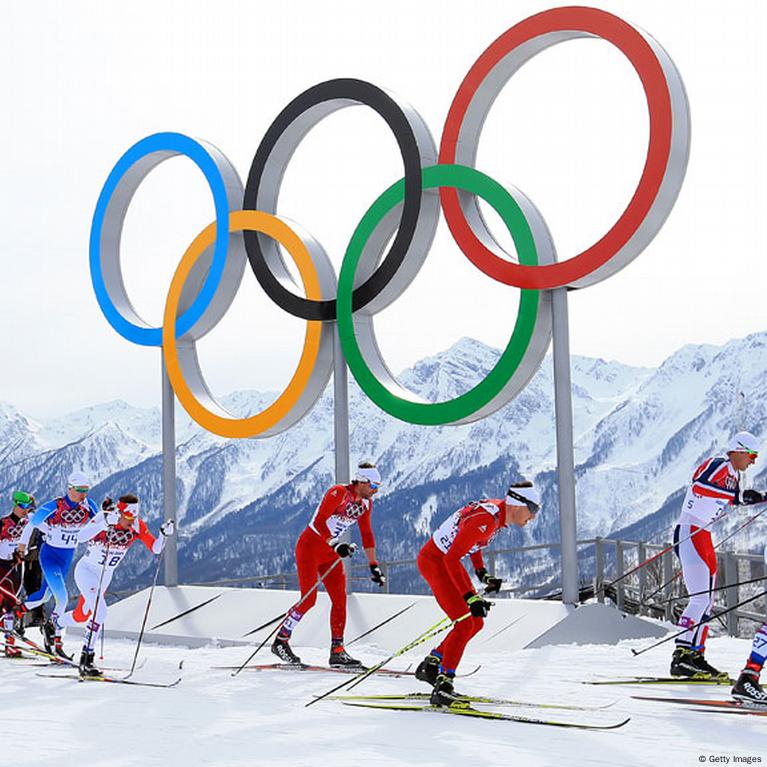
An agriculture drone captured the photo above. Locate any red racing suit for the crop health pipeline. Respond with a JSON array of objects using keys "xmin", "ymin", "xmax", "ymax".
[
  {"xmin": 283, "ymin": 484, "xmax": 375, "ymax": 641},
  {"xmin": 417, "ymin": 499, "xmax": 505, "ymax": 673}
]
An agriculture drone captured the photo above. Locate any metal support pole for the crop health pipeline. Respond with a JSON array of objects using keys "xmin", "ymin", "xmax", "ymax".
[
  {"xmin": 594, "ymin": 537, "xmax": 604, "ymax": 604},
  {"xmin": 663, "ymin": 548, "xmax": 674, "ymax": 622},
  {"xmin": 551, "ymin": 288, "xmax": 579, "ymax": 606},
  {"xmin": 332, "ymin": 325, "xmax": 352, "ymax": 593},
  {"xmin": 637, "ymin": 542, "xmax": 647, "ymax": 614},
  {"xmin": 615, "ymin": 540, "xmax": 625, "ymax": 611},
  {"xmin": 161, "ymin": 355, "xmax": 178, "ymax": 587}
]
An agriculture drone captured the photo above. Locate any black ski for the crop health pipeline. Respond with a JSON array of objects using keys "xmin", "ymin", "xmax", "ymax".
[
  {"xmin": 584, "ymin": 675, "xmax": 734, "ymax": 686},
  {"xmin": 36, "ymin": 672, "xmax": 182, "ymax": 688},
  {"xmin": 633, "ymin": 694, "xmax": 767, "ymax": 716}
]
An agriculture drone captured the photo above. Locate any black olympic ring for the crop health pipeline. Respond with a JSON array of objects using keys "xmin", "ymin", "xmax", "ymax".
[{"xmin": 243, "ymin": 78, "xmax": 435, "ymax": 321}]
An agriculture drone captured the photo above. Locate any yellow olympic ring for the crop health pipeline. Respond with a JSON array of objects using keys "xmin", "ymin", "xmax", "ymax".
[{"xmin": 162, "ymin": 210, "xmax": 325, "ymax": 438}]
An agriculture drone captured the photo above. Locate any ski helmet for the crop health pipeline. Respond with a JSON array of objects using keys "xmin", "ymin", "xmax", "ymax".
[{"xmin": 727, "ymin": 431, "xmax": 760, "ymax": 455}]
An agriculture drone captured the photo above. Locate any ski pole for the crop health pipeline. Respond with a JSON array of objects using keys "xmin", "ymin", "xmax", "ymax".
[
  {"xmin": 651, "ymin": 573, "xmax": 767, "ymax": 607},
  {"xmin": 347, "ymin": 602, "xmax": 416, "ymax": 646},
  {"xmin": 241, "ymin": 559, "xmax": 343, "ymax": 639},
  {"xmin": 631, "ymin": 588, "xmax": 767, "ymax": 657},
  {"xmin": 306, "ymin": 613, "xmax": 466, "ymax": 708},
  {"xmin": 150, "ymin": 592, "xmax": 223, "ymax": 630},
  {"xmin": 84, "ymin": 536, "xmax": 113, "ymax": 659},
  {"xmin": 125, "ymin": 544, "xmax": 165, "ymax": 679},
  {"xmin": 0, "ymin": 560, "xmax": 20, "ymax": 589},
  {"xmin": 232, "ymin": 557, "xmax": 344, "ymax": 677},
  {"xmin": 640, "ymin": 503, "xmax": 767, "ymax": 606}
]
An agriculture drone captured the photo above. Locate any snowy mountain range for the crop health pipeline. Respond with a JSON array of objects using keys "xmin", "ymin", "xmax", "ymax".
[{"xmin": 1, "ymin": 331, "xmax": 766, "ymax": 594}]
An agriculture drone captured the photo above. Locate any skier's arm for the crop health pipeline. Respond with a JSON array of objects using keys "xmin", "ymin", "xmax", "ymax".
[
  {"xmin": 443, "ymin": 514, "xmax": 493, "ymax": 594},
  {"xmin": 17, "ymin": 501, "xmax": 56, "ymax": 550},
  {"xmin": 77, "ymin": 512, "xmax": 109, "ymax": 543},
  {"xmin": 137, "ymin": 519, "xmax": 164, "ymax": 555},
  {"xmin": 357, "ymin": 508, "xmax": 376, "ymax": 552}
]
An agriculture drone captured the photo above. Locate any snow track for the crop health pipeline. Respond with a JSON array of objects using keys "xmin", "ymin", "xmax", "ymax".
[{"xmin": 3, "ymin": 635, "xmax": 765, "ymax": 766}]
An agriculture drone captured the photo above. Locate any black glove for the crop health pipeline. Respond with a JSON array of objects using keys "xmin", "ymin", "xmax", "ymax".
[
  {"xmin": 101, "ymin": 497, "xmax": 115, "ymax": 512},
  {"xmin": 475, "ymin": 567, "xmax": 503, "ymax": 594},
  {"xmin": 12, "ymin": 549, "xmax": 24, "ymax": 566},
  {"xmin": 742, "ymin": 489, "xmax": 766, "ymax": 505},
  {"xmin": 369, "ymin": 563, "xmax": 386, "ymax": 587},
  {"xmin": 464, "ymin": 592, "xmax": 492, "ymax": 618},
  {"xmin": 331, "ymin": 541, "xmax": 357, "ymax": 558}
]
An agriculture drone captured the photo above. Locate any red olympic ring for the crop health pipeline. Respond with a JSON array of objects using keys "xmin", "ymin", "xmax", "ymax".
[{"xmin": 439, "ymin": 6, "xmax": 685, "ymax": 290}]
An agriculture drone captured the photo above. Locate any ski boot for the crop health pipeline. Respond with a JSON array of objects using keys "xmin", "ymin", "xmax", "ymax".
[
  {"xmin": 732, "ymin": 669, "xmax": 767, "ymax": 707},
  {"xmin": 328, "ymin": 645, "xmax": 364, "ymax": 668},
  {"xmin": 671, "ymin": 646, "xmax": 728, "ymax": 681},
  {"xmin": 13, "ymin": 605, "xmax": 26, "ymax": 637},
  {"xmin": 52, "ymin": 636, "xmax": 71, "ymax": 660},
  {"xmin": 41, "ymin": 617, "xmax": 56, "ymax": 655},
  {"xmin": 271, "ymin": 635, "xmax": 302, "ymax": 665},
  {"xmin": 3, "ymin": 633, "xmax": 22, "ymax": 658},
  {"xmin": 430, "ymin": 673, "xmax": 462, "ymax": 708},
  {"xmin": 690, "ymin": 650, "xmax": 730, "ymax": 682},
  {"xmin": 415, "ymin": 653, "xmax": 441, "ymax": 686},
  {"xmin": 79, "ymin": 648, "xmax": 102, "ymax": 678}
]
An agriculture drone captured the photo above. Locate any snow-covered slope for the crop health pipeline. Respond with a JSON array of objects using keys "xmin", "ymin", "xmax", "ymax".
[{"xmin": 3, "ymin": 632, "xmax": 763, "ymax": 767}]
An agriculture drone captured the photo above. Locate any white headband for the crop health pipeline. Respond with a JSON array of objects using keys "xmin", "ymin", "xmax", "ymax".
[
  {"xmin": 354, "ymin": 466, "xmax": 382, "ymax": 486},
  {"xmin": 506, "ymin": 485, "xmax": 541, "ymax": 510}
]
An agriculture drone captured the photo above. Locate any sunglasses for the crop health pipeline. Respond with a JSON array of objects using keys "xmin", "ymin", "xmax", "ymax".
[
  {"xmin": 70, "ymin": 486, "xmax": 90, "ymax": 493},
  {"xmin": 368, "ymin": 481, "xmax": 381, "ymax": 490},
  {"xmin": 15, "ymin": 501, "xmax": 34, "ymax": 510},
  {"xmin": 506, "ymin": 489, "xmax": 540, "ymax": 515}
]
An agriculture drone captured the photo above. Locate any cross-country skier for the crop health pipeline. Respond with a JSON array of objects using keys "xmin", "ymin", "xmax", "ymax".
[
  {"xmin": 271, "ymin": 463, "xmax": 386, "ymax": 668},
  {"xmin": 16, "ymin": 471, "xmax": 98, "ymax": 656},
  {"xmin": 0, "ymin": 491, "xmax": 34, "ymax": 657},
  {"xmin": 415, "ymin": 481, "xmax": 541, "ymax": 706},
  {"xmin": 730, "ymin": 541, "xmax": 767, "ymax": 705},
  {"xmin": 58, "ymin": 493, "xmax": 173, "ymax": 676},
  {"xmin": 671, "ymin": 431, "xmax": 765, "ymax": 680}
]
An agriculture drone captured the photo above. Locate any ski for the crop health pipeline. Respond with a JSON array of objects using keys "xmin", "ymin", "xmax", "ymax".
[
  {"xmin": 35, "ymin": 672, "xmax": 182, "ymax": 689},
  {"xmin": 29, "ymin": 658, "xmax": 147, "ymax": 672},
  {"xmin": 339, "ymin": 700, "xmax": 631, "ymax": 730},
  {"xmin": 217, "ymin": 662, "xmax": 481, "ymax": 678},
  {"xmin": 633, "ymin": 695, "xmax": 767, "ymax": 716},
  {"xmin": 13, "ymin": 632, "xmax": 78, "ymax": 667},
  {"xmin": 214, "ymin": 662, "xmax": 415, "ymax": 677},
  {"xmin": 584, "ymin": 675, "xmax": 735, "ymax": 686},
  {"xmin": 324, "ymin": 692, "xmax": 615, "ymax": 711}
]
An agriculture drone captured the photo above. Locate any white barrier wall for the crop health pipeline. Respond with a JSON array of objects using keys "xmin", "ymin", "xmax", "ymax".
[{"xmin": 89, "ymin": 586, "xmax": 667, "ymax": 652}]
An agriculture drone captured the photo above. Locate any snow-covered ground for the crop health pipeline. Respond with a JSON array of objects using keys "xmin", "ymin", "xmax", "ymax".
[{"xmin": 3, "ymin": 634, "xmax": 766, "ymax": 767}]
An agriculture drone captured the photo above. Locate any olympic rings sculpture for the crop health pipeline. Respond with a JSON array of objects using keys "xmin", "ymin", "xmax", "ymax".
[{"xmin": 90, "ymin": 6, "xmax": 690, "ymax": 438}]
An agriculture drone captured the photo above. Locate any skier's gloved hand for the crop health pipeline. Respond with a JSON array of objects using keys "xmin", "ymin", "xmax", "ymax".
[
  {"xmin": 742, "ymin": 489, "xmax": 766, "ymax": 505},
  {"xmin": 329, "ymin": 540, "xmax": 357, "ymax": 558},
  {"xmin": 464, "ymin": 592, "xmax": 492, "ymax": 618},
  {"xmin": 12, "ymin": 549, "xmax": 24, "ymax": 565},
  {"xmin": 474, "ymin": 567, "xmax": 503, "ymax": 594},
  {"xmin": 101, "ymin": 497, "xmax": 115, "ymax": 512},
  {"xmin": 160, "ymin": 520, "xmax": 176, "ymax": 537},
  {"xmin": 105, "ymin": 510, "xmax": 120, "ymax": 526},
  {"xmin": 369, "ymin": 563, "xmax": 386, "ymax": 587}
]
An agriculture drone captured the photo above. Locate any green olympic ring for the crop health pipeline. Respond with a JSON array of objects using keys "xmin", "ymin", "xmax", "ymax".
[{"xmin": 337, "ymin": 164, "xmax": 550, "ymax": 426}]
